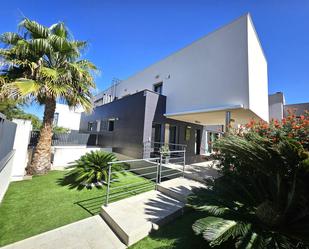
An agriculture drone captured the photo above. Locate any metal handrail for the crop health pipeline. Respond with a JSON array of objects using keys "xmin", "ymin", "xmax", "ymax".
[
  {"xmin": 105, "ymin": 149, "xmax": 186, "ymax": 206},
  {"xmin": 111, "ymin": 164, "xmax": 158, "ymax": 174},
  {"xmin": 108, "ymin": 157, "xmax": 160, "ymax": 164},
  {"xmin": 149, "ymin": 141, "xmax": 187, "ymax": 147}
]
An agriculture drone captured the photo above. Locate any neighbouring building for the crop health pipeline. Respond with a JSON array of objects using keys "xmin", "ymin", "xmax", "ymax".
[
  {"xmin": 54, "ymin": 103, "xmax": 84, "ymax": 130},
  {"xmin": 80, "ymin": 13, "xmax": 269, "ymax": 162},
  {"xmin": 269, "ymin": 92, "xmax": 309, "ymax": 120}
]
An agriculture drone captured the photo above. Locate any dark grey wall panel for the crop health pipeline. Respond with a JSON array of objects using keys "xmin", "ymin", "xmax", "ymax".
[
  {"xmin": 0, "ymin": 116, "xmax": 17, "ymax": 162},
  {"xmin": 80, "ymin": 90, "xmax": 204, "ymax": 162},
  {"xmin": 80, "ymin": 91, "xmax": 146, "ymax": 158}
]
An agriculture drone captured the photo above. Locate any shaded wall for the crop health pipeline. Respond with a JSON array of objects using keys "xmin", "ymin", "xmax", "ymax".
[{"xmin": 80, "ymin": 91, "xmax": 146, "ymax": 158}]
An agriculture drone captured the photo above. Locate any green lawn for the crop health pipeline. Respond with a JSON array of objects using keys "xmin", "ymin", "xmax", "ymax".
[
  {"xmin": 129, "ymin": 210, "xmax": 233, "ymax": 249},
  {"xmin": 0, "ymin": 170, "xmax": 154, "ymax": 246}
]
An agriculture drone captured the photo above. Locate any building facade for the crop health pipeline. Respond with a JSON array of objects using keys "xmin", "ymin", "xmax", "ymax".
[
  {"xmin": 269, "ymin": 92, "xmax": 309, "ymax": 120},
  {"xmin": 80, "ymin": 13, "xmax": 269, "ymax": 162}
]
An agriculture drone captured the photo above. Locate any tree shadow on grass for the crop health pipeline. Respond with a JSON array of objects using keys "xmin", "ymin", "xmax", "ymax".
[{"xmin": 137, "ymin": 194, "xmax": 234, "ymax": 249}]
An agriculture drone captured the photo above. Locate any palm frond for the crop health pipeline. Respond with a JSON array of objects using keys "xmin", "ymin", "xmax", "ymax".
[
  {"xmin": 0, "ymin": 32, "xmax": 23, "ymax": 46},
  {"xmin": 193, "ymin": 217, "xmax": 251, "ymax": 247},
  {"xmin": 49, "ymin": 22, "xmax": 69, "ymax": 38},
  {"xmin": 19, "ymin": 18, "xmax": 50, "ymax": 39}
]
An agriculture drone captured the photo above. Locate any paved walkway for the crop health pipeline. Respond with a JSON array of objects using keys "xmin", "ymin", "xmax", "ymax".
[
  {"xmin": 1, "ymin": 216, "xmax": 126, "ymax": 249},
  {"xmin": 164, "ymin": 160, "xmax": 220, "ymax": 182}
]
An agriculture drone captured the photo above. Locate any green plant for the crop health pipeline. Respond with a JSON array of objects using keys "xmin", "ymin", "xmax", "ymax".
[
  {"xmin": 52, "ymin": 126, "xmax": 69, "ymax": 134},
  {"xmin": 160, "ymin": 144, "xmax": 170, "ymax": 157},
  {"xmin": 189, "ymin": 133, "xmax": 309, "ymax": 248},
  {"xmin": 0, "ymin": 18, "xmax": 97, "ymax": 175},
  {"xmin": 65, "ymin": 151, "xmax": 122, "ymax": 188}
]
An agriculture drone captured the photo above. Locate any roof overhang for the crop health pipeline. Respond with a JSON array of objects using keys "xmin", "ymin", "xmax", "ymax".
[{"xmin": 164, "ymin": 105, "xmax": 260, "ymax": 126}]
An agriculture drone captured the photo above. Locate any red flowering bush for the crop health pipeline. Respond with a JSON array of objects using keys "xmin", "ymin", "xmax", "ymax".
[{"xmin": 241, "ymin": 110, "xmax": 309, "ymax": 151}]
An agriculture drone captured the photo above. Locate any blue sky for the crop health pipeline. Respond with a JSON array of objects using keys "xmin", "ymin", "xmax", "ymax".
[{"xmin": 1, "ymin": 0, "xmax": 308, "ymax": 118}]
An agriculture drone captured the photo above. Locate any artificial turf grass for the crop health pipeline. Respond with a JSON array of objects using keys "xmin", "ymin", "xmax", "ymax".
[
  {"xmin": 129, "ymin": 209, "xmax": 234, "ymax": 249},
  {"xmin": 128, "ymin": 210, "xmax": 208, "ymax": 249},
  {"xmin": 0, "ymin": 170, "xmax": 154, "ymax": 246}
]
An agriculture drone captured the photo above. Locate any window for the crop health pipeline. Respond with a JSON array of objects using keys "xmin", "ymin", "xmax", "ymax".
[
  {"xmin": 87, "ymin": 122, "xmax": 94, "ymax": 131},
  {"xmin": 185, "ymin": 126, "xmax": 191, "ymax": 141},
  {"xmin": 100, "ymin": 120, "xmax": 108, "ymax": 131},
  {"xmin": 108, "ymin": 120, "xmax": 115, "ymax": 131},
  {"xmin": 153, "ymin": 82, "xmax": 163, "ymax": 94},
  {"xmin": 53, "ymin": 113, "xmax": 59, "ymax": 126}
]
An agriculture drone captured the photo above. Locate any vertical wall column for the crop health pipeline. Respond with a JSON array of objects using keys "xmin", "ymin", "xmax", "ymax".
[
  {"xmin": 142, "ymin": 91, "xmax": 159, "ymax": 158},
  {"xmin": 225, "ymin": 111, "xmax": 231, "ymax": 133},
  {"xmin": 11, "ymin": 119, "xmax": 32, "ymax": 181}
]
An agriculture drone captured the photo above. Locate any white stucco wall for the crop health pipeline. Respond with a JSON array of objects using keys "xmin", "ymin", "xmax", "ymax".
[
  {"xmin": 268, "ymin": 92, "xmax": 285, "ymax": 120},
  {"xmin": 247, "ymin": 16, "xmax": 269, "ymax": 121},
  {"xmin": 96, "ymin": 14, "xmax": 268, "ymax": 125},
  {"xmin": 115, "ymin": 15, "xmax": 250, "ymax": 115},
  {"xmin": 11, "ymin": 119, "xmax": 32, "ymax": 181},
  {"xmin": 54, "ymin": 103, "xmax": 84, "ymax": 130},
  {"xmin": 52, "ymin": 146, "xmax": 112, "ymax": 169}
]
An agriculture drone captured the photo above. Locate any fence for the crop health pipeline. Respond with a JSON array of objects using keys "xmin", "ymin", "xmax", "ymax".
[
  {"xmin": 105, "ymin": 148, "xmax": 186, "ymax": 206},
  {"xmin": 29, "ymin": 130, "xmax": 90, "ymax": 146},
  {"xmin": 0, "ymin": 114, "xmax": 17, "ymax": 202},
  {"xmin": 143, "ymin": 141, "xmax": 187, "ymax": 158}
]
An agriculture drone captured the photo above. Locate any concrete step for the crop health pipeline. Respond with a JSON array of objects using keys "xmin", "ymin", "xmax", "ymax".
[
  {"xmin": 157, "ymin": 177, "xmax": 206, "ymax": 203},
  {"xmin": 101, "ymin": 190, "xmax": 185, "ymax": 246}
]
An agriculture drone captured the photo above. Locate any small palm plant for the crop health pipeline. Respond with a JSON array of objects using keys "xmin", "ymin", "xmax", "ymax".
[{"xmin": 65, "ymin": 151, "xmax": 122, "ymax": 188}]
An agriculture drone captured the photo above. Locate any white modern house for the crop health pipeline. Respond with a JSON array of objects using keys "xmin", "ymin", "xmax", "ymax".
[
  {"xmin": 80, "ymin": 13, "xmax": 269, "ymax": 161},
  {"xmin": 54, "ymin": 103, "xmax": 84, "ymax": 130}
]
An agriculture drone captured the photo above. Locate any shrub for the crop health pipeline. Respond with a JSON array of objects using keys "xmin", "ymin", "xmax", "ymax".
[
  {"xmin": 189, "ymin": 114, "xmax": 309, "ymax": 248},
  {"xmin": 65, "ymin": 151, "xmax": 122, "ymax": 188},
  {"xmin": 242, "ymin": 110, "xmax": 309, "ymax": 150}
]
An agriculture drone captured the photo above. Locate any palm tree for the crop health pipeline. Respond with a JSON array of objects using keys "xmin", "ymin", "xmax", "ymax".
[{"xmin": 0, "ymin": 18, "xmax": 97, "ymax": 175}]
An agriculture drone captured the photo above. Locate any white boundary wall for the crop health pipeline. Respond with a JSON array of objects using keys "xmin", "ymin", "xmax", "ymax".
[
  {"xmin": 11, "ymin": 119, "xmax": 32, "ymax": 181},
  {"xmin": 52, "ymin": 146, "xmax": 112, "ymax": 169},
  {"xmin": 0, "ymin": 151, "xmax": 15, "ymax": 202}
]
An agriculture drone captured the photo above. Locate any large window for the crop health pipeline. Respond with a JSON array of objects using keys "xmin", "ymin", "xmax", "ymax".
[{"xmin": 153, "ymin": 82, "xmax": 163, "ymax": 94}]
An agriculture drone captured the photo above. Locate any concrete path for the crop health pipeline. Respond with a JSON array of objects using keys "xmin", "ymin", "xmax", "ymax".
[
  {"xmin": 1, "ymin": 216, "xmax": 126, "ymax": 249},
  {"xmin": 164, "ymin": 160, "xmax": 220, "ymax": 182},
  {"xmin": 101, "ymin": 190, "xmax": 185, "ymax": 246}
]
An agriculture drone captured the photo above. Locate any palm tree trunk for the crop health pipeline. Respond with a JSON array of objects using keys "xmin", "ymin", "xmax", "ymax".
[{"xmin": 27, "ymin": 98, "xmax": 56, "ymax": 175}]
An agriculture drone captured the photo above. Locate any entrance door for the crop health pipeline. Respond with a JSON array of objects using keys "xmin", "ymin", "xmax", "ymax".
[{"xmin": 195, "ymin": 129, "xmax": 201, "ymax": 155}]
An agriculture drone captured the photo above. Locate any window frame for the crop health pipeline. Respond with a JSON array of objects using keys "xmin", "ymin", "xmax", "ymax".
[
  {"xmin": 153, "ymin": 82, "xmax": 163, "ymax": 95},
  {"xmin": 108, "ymin": 119, "xmax": 115, "ymax": 132}
]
